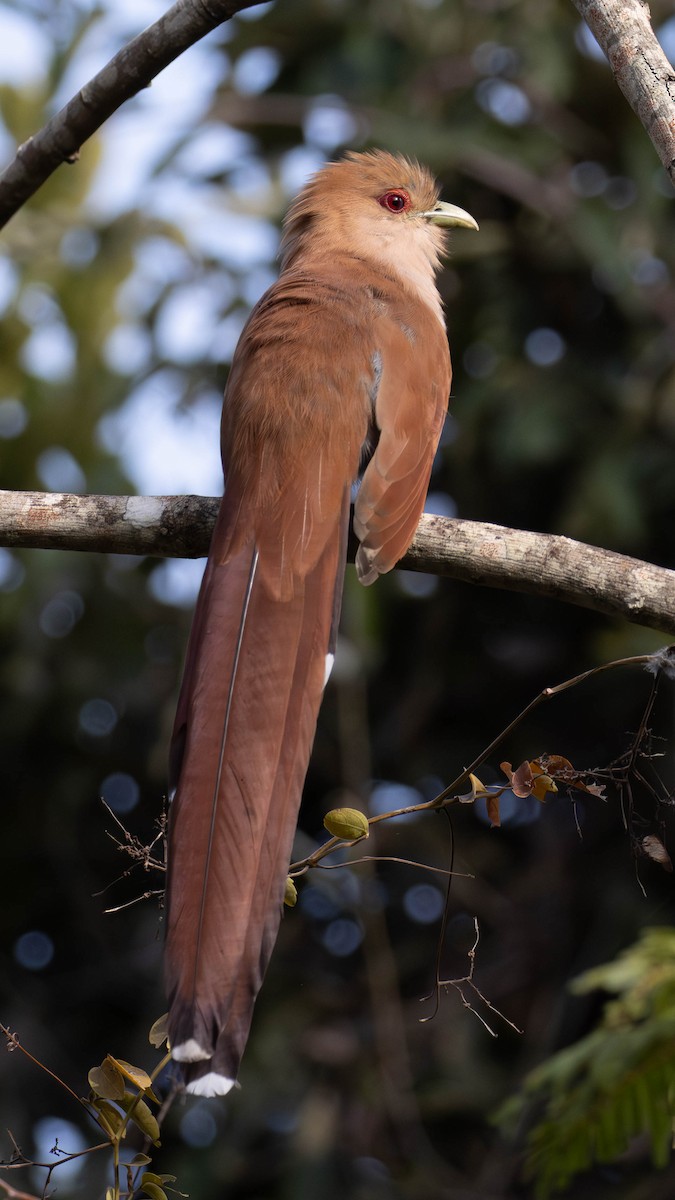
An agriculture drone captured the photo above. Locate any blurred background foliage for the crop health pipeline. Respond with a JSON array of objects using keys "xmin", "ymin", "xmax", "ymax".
[{"xmin": 0, "ymin": 0, "xmax": 674, "ymax": 1196}]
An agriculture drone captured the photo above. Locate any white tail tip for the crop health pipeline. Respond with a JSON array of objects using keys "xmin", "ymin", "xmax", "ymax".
[
  {"xmin": 186, "ymin": 1072, "xmax": 236, "ymax": 1098},
  {"xmin": 172, "ymin": 1038, "xmax": 211, "ymax": 1063}
]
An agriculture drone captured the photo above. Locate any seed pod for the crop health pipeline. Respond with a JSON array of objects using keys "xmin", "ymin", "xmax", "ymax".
[{"xmin": 323, "ymin": 807, "xmax": 369, "ymax": 841}]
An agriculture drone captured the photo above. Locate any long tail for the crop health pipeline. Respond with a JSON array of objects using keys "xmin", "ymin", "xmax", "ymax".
[{"xmin": 165, "ymin": 499, "xmax": 346, "ymax": 1096}]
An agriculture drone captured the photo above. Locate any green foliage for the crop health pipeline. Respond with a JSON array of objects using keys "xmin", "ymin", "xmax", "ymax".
[
  {"xmin": 1, "ymin": 1019, "xmax": 173, "ymax": 1199},
  {"xmin": 497, "ymin": 928, "xmax": 675, "ymax": 1197}
]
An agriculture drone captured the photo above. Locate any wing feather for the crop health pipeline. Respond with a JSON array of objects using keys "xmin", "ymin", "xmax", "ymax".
[{"xmin": 354, "ymin": 307, "xmax": 451, "ymax": 583}]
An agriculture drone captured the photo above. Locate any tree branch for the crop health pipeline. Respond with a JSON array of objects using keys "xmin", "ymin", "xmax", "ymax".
[
  {"xmin": 2, "ymin": 490, "xmax": 674, "ymax": 635},
  {"xmin": 0, "ymin": 0, "xmax": 261, "ymax": 230},
  {"xmin": 571, "ymin": 0, "xmax": 675, "ymax": 187}
]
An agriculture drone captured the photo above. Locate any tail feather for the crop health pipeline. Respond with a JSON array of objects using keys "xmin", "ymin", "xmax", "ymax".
[{"xmin": 166, "ymin": 495, "xmax": 347, "ymax": 1088}]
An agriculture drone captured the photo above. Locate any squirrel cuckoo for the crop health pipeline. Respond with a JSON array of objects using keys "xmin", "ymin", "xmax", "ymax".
[{"xmin": 165, "ymin": 150, "xmax": 477, "ymax": 1097}]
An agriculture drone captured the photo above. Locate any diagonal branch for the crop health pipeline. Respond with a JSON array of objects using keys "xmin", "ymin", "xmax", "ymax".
[
  {"xmin": 1, "ymin": 489, "xmax": 674, "ymax": 635},
  {"xmin": 571, "ymin": 0, "xmax": 675, "ymax": 186},
  {"xmin": 0, "ymin": 0, "xmax": 261, "ymax": 230}
]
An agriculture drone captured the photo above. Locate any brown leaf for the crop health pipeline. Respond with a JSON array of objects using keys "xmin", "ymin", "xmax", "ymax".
[
  {"xmin": 500, "ymin": 760, "xmax": 534, "ymax": 798},
  {"xmin": 640, "ymin": 835, "xmax": 673, "ymax": 872},
  {"xmin": 539, "ymin": 754, "xmax": 573, "ymax": 776},
  {"xmin": 584, "ymin": 782, "xmax": 606, "ymax": 799},
  {"xmin": 148, "ymin": 1013, "xmax": 169, "ymax": 1049},
  {"xmin": 529, "ymin": 764, "xmax": 558, "ymax": 802},
  {"xmin": 537, "ymin": 754, "xmax": 605, "ymax": 798},
  {"xmin": 486, "ymin": 793, "xmax": 501, "ymax": 828}
]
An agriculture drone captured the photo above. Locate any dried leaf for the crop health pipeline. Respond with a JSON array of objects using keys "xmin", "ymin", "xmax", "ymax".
[
  {"xmin": 529, "ymin": 764, "xmax": 558, "ymax": 802},
  {"xmin": 640, "ymin": 835, "xmax": 673, "ymax": 872},
  {"xmin": 149, "ymin": 1013, "xmax": 169, "ymax": 1048},
  {"xmin": 88, "ymin": 1059, "xmax": 125, "ymax": 1101},
  {"xmin": 109, "ymin": 1056, "xmax": 153, "ymax": 1091},
  {"xmin": 486, "ymin": 793, "xmax": 501, "ymax": 827},
  {"xmin": 501, "ymin": 760, "xmax": 534, "ymax": 798},
  {"xmin": 323, "ymin": 807, "xmax": 369, "ymax": 841},
  {"xmin": 537, "ymin": 754, "xmax": 605, "ymax": 798},
  {"xmin": 584, "ymin": 782, "xmax": 606, "ymax": 798},
  {"xmin": 539, "ymin": 753, "xmax": 574, "ymax": 776},
  {"xmin": 460, "ymin": 773, "xmax": 489, "ymax": 803}
]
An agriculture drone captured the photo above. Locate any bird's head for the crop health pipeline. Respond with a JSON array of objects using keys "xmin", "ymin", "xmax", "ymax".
[{"xmin": 280, "ymin": 149, "xmax": 478, "ymax": 285}]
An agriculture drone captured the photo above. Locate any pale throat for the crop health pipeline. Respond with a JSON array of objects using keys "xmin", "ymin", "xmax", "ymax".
[{"xmin": 368, "ymin": 224, "xmax": 445, "ymax": 327}]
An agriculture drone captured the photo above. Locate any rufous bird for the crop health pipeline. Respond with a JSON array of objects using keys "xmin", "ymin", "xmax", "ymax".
[{"xmin": 165, "ymin": 149, "xmax": 477, "ymax": 1097}]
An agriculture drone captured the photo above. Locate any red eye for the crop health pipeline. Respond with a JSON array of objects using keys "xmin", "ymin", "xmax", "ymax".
[{"xmin": 378, "ymin": 190, "xmax": 410, "ymax": 214}]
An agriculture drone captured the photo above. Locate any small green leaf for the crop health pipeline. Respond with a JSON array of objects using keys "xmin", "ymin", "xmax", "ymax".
[
  {"xmin": 88, "ymin": 1059, "xmax": 125, "ymax": 1101},
  {"xmin": 91, "ymin": 1097, "xmax": 125, "ymax": 1138},
  {"xmin": 323, "ymin": 807, "xmax": 369, "ymax": 841},
  {"xmin": 284, "ymin": 877, "xmax": 298, "ymax": 907},
  {"xmin": 149, "ymin": 1013, "xmax": 169, "ymax": 1048},
  {"xmin": 119, "ymin": 1093, "xmax": 161, "ymax": 1143},
  {"xmin": 139, "ymin": 1184, "xmax": 166, "ymax": 1200},
  {"xmin": 130, "ymin": 1152, "xmax": 153, "ymax": 1166}
]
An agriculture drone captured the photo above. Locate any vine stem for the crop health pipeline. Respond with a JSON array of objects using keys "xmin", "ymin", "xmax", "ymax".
[{"xmin": 289, "ymin": 651, "xmax": 667, "ymax": 875}]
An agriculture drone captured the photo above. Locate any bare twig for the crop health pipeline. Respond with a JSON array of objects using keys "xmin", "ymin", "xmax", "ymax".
[
  {"xmin": 0, "ymin": 0, "xmax": 262, "ymax": 229},
  {"xmin": 290, "ymin": 647, "xmax": 674, "ymax": 875},
  {"xmin": 421, "ymin": 917, "xmax": 523, "ymax": 1037},
  {"xmin": 2, "ymin": 490, "xmax": 675, "ymax": 635},
  {"xmin": 1, "ymin": 1025, "xmax": 91, "ymax": 1114},
  {"xmin": 571, "ymin": 0, "xmax": 675, "ymax": 187},
  {"xmin": 94, "ymin": 802, "xmax": 166, "ymax": 913}
]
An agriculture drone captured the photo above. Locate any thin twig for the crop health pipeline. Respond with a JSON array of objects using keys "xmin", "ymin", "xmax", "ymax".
[
  {"xmin": 291, "ymin": 648, "xmax": 673, "ymax": 880},
  {"xmin": 0, "ymin": 1026, "xmax": 91, "ymax": 1114},
  {"xmin": 0, "ymin": 0, "xmax": 261, "ymax": 229},
  {"xmin": 315, "ymin": 854, "xmax": 473, "ymax": 878},
  {"xmin": 427, "ymin": 918, "xmax": 524, "ymax": 1037}
]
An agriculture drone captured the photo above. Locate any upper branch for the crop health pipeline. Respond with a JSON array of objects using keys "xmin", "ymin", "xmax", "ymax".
[
  {"xmin": 1, "ymin": 490, "xmax": 674, "ymax": 635},
  {"xmin": 0, "ymin": 0, "xmax": 262, "ymax": 230},
  {"xmin": 572, "ymin": 0, "xmax": 675, "ymax": 186}
]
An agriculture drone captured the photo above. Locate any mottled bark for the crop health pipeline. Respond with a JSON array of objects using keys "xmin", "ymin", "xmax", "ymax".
[
  {"xmin": 2, "ymin": 490, "xmax": 674, "ymax": 635},
  {"xmin": 572, "ymin": 0, "xmax": 675, "ymax": 186}
]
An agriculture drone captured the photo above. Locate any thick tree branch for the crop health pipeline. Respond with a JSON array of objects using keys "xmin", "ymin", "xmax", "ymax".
[
  {"xmin": 0, "ymin": 0, "xmax": 261, "ymax": 230},
  {"xmin": 1, "ymin": 490, "xmax": 674, "ymax": 635},
  {"xmin": 572, "ymin": 0, "xmax": 675, "ymax": 186}
]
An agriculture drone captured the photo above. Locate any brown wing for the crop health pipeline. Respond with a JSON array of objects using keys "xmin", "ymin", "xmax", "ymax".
[
  {"xmin": 353, "ymin": 303, "xmax": 451, "ymax": 584},
  {"xmin": 216, "ymin": 272, "xmax": 375, "ymax": 599}
]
